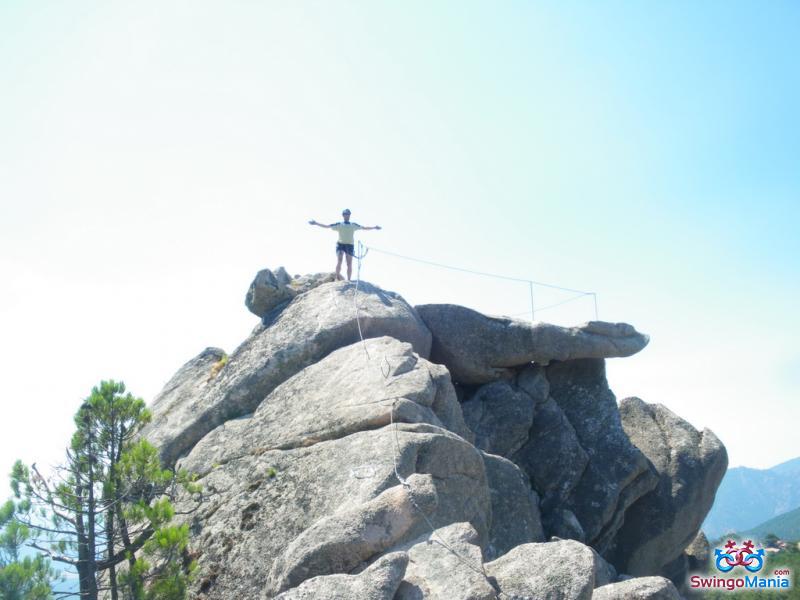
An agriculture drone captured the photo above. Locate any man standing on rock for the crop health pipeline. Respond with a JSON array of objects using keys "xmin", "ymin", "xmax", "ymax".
[{"xmin": 309, "ymin": 209, "xmax": 381, "ymax": 281}]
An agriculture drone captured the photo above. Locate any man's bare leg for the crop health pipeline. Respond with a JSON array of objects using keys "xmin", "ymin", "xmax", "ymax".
[
  {"xmin": 335, "ymin": 252, "xmax": 344, "ymax": 280},
  {"xmin": 345, "ymin": 253, "xmax": 354, "ymax": 281}
]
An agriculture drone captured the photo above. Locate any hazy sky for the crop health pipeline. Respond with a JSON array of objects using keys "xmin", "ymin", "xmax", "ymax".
[{"xmin": 1, "ymin": 1, "xmax": 798, "ymax": 482}]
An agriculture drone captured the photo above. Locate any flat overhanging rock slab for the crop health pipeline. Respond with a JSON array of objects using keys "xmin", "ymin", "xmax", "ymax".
[{"xmin": 416, "ymin": 303, "xmax": 649, "ymax": 384}]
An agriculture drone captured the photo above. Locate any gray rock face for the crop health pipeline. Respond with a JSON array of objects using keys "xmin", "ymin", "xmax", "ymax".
[
  {"xmin": 273, "ymin": 552, "xmax": 409, "ymax": 600},
  {"xmin": 516, "ymin": 365, "xmax": 550, "ymax": 404},
  {"xmin": 416, "ymin": 304, "xmax": 649, "ymax": 384},
  {"xmin": 443, "ymin": 354, "xmax": 660, "ymax": 558},
  {"xmin": 146, "ymin": 280, "xmax": 432, "ymax": 465},
  {"xmin": 245, "ymin": 267, "xmax": 295, "ymax": 318},
  {"xmin": 485, "ymin": 539, "xmax": 602, "ymax": 600},
  {"xmin": 482, "ymin": 453, "xmax": 545, "ymax": 560},
  {"xmin": 394, "ymin": 522, "xmax": 497, "ymax": 600},
  {"xmin": 177, "ymin": 337, "xmax": 471, "ymax": 475},
  {"xmin": 288, "ymin": 271, "xmax": 340, "ymax": 294},
  {"xmin": 177, "ymin": 423, "xmax": 489, "ymax": 599},
  {"xmin": 462, "ymin": 381, "xmax": 534, "ymax": 457},
  {"xmin": 592, "ymin": 576, "xmax": 680, "ymax": 600},
  {"xmin": 542, "ymin": 509, "xmax": 586, "ymax": 543},
  {"xmin": 657, "ymin": 554, "xmax": 689, "ymax": 596},
  {"xmin": 591, "ymin": 548, "xmax": 618, "ymax": 588},
  {"xmin": 267, "ymin": 472, "xmax": 438, "ymax": 595},
  {"xmin": 547, "ymin": 360, "xmax": 658, "ymax": 554},
  {"xmin": 511, "ymin": 396, "xmax": 588, "ymax": 514},
  {"xmin": 610, "ymin": 397, "xmax": 728, "ymax": 578},
  {"xmin": 144, "ymin": 347, "xmax": 226, "ymax": 442},
  {"xmin": 685, "ymin": 531, "xmax": 710, "ymax": 572}
]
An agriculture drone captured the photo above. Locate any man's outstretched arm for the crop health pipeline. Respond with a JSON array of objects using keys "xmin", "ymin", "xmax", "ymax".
[
  {"xmin": 308, "ymin": 219, "xmax": 331, "ymax": 228},
  {"xmin": 361, "ymin": 225, "xmax": 382, "ymax": 230}
]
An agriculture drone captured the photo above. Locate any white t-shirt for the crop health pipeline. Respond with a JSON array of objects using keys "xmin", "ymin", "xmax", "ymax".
[{"xmin": 330, "ymin": 222, "xmax": 362, "ymax": 244}]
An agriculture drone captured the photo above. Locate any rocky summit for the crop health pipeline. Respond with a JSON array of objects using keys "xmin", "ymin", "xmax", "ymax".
[{"xmin": 143, "ymin": 268, "xmax": 727, "ymax": 600}]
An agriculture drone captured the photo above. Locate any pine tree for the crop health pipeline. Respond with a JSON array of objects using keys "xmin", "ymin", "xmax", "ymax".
[
  {"xmin": 0, "ymin": 498, "xmax": 56, "ymax": 600},
  {"xmin": 11, "ymin": 381, "xmax": 200, "ymax": 600}
]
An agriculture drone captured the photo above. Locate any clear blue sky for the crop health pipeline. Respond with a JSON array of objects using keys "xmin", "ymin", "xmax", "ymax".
[{"xmin": 1, "ymin": 1, "xmax": 798, "ymax": 478}]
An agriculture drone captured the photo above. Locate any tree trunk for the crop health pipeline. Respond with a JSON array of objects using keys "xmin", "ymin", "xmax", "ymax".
[
  {"xmin": 75, "ymin": 479, "xmax": 96, "ymax": 600},
  {"xmin": 107, "ymin": 421, "xmax": 119, "ymax": 600},
  {"xmin": 86, "ymin": 420, "xmax": 98, "ymax": 600}
]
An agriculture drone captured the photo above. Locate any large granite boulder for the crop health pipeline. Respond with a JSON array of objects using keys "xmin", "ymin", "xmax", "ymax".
[
  {"xmin": 454, "ymin": 358, "xmax": 658, "ymax": 553},
  {"xmin": 172, "ymin": 336, "xmax": 484, "ymax": 597},
  {"xmin": 245, "ymin": 267, "xmax": 294, "ymax": 318},
  {"xmin": 140, "ymin": 278, "xmax": 728, "ymax": 599},
  {"xmin": 144, "ymin": 280, "xmax": 432, "ymax": 465},
  {"xmin": 592, "ymin": 576, "xmax": 680, "ymax": 600},
  {"xmin": 266, "ymin": 472, "xmax": 438, "ymax": 595},
  {"xmin": 609, "ymin": 397, "xmax": 728, "ymax": 579},
  {"xmin": 509, "ymin": 365, "xmax": 589, "ymax": 512},
  {"xmin": 485, "ymin": 539, "xmax": 608, "ymax": 600},
  {"xmin": 415, "ymin": 304, "xmax": 649, "ymax": 384},
  {"xmin": 177, "ymin": 337, "xmax": 471, "ymax": 472},
  {"xmin": 511, "ymin": 394, "xmax": 588, "ymax": 515},
  {"xmin": 394, "ymin": 522, "xmax": 496, "ymax": 600},
  {"xmin": 245, "ymin": 267, "xmax": 337, "ymax": 318},
  {"xmin": 546, "ymin": 360, "xmax": 658, "ymax": 554},
  {"xmin": 482, "ymin": 453, "xmax": 545, "ymax": 560},
  {"xmin": 178, "ymin": 423, "xmax": 489, "ymax": 599},
  {"xmin": 503, "ymin": 365, "xmax": 585, "ymax": 515},
  {"xmin": 273, "ymin": 552, "xmax": 409, "ymax": 600}
]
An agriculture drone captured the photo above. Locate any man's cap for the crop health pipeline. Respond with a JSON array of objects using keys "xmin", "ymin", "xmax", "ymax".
[{"xmin": 342, "ymin": 208, "xmax": 351, "ymax": 215}]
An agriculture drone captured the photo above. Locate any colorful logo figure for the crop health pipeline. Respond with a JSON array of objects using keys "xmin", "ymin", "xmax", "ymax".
[{"xmin": 714, "ymin": 539, "xmax": 765, "ymax": 573}]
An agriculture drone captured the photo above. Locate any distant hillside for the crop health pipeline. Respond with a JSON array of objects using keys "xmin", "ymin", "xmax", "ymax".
[
  {"xmin": 703, "ymin": 456, "xmax": 800, "ymax": 539},
  {"xmin": 741, "ymin": 505, "xmax": 800, "ymax": 541}
]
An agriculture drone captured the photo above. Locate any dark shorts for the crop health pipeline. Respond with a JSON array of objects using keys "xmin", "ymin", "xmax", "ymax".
[{"xmin": 336, "ymin": 243, "xmax": 355, "ymax": 256}]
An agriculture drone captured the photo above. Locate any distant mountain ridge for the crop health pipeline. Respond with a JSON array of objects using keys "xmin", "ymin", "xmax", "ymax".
[
  {"xmin": 703, "ymin": 456, "xmax": 800, "ymax": 539},
  {"xmin": 741, "ymin": 505, "xmax": 800, "ymax": 541}
]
